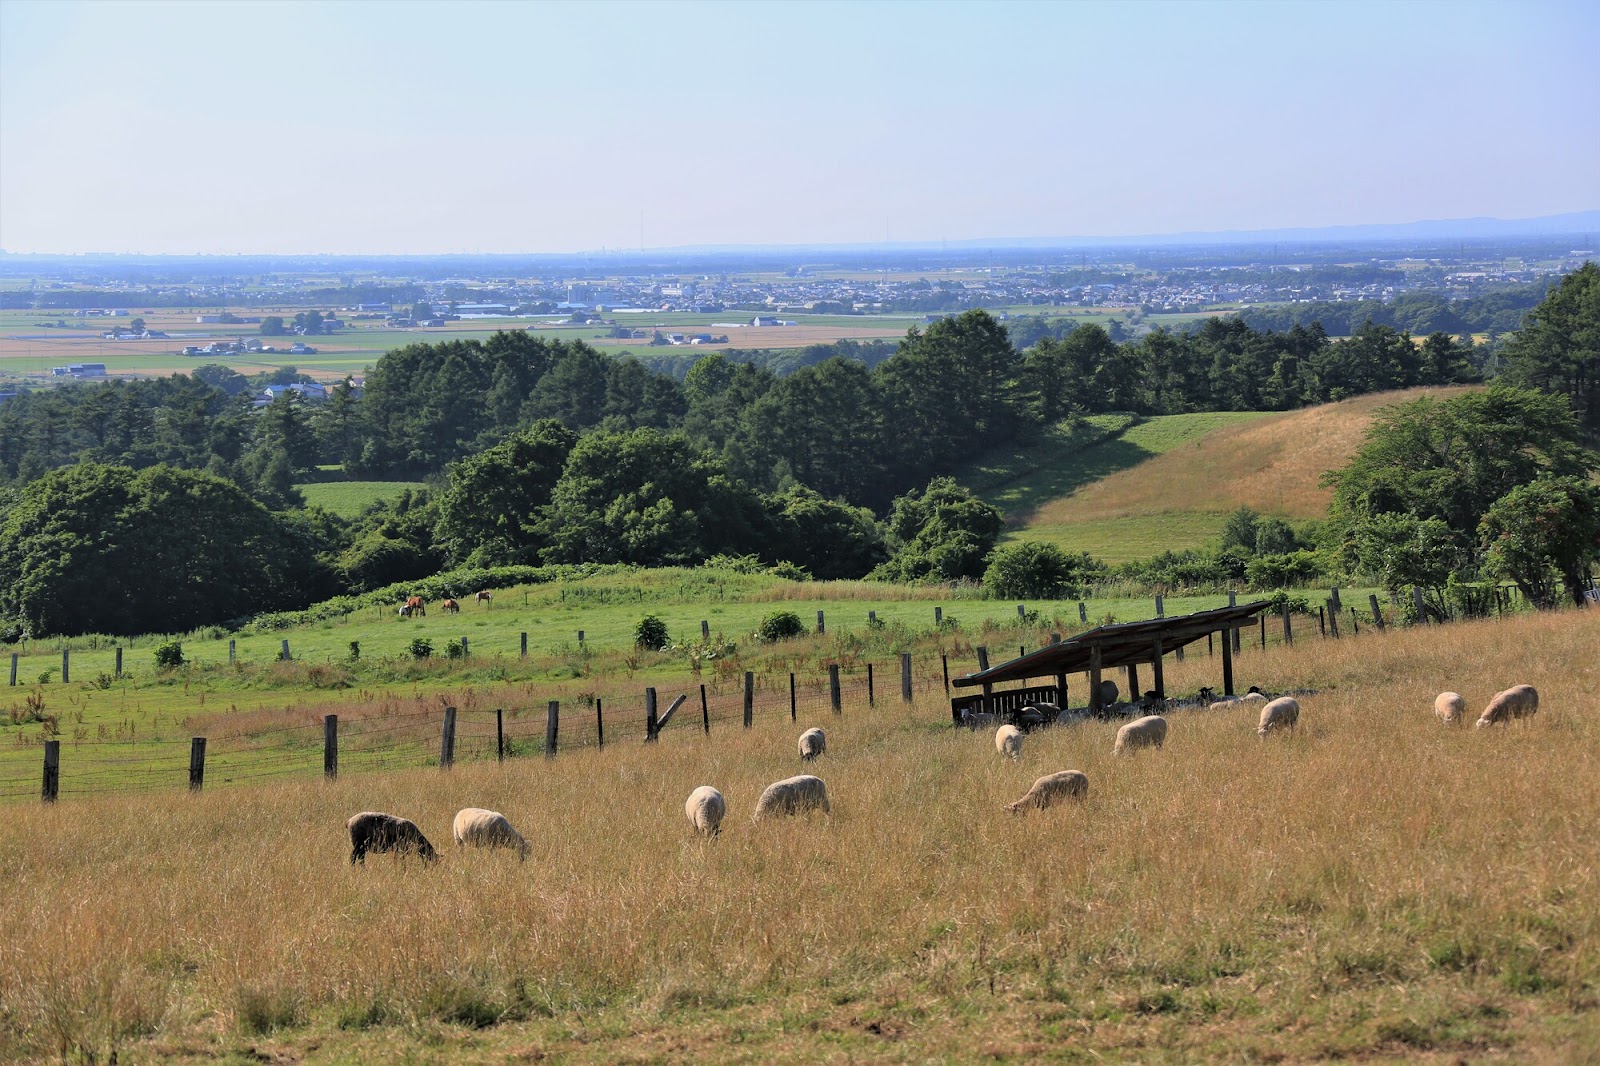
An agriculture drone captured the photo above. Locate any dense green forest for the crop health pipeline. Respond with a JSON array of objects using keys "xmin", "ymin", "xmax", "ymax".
[
  {"xmin": 1235, "ymin": 278, "xmax": 1555, "ymax": 337},
  {"xmin": 1, "ymin": 265, "xmax": 1596, "ymax": 639}
]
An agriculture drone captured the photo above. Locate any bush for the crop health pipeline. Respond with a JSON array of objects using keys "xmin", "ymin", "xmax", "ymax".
[
  {"xmin": 983, "ymin": 542, "xmax": 1102, "ymax": 599},
  {"xmin": 634, "ymin": 615, "xmax": 669, "ymax": 650},
  {"xmin": 153, "ymin": 640, "xmax": 185, "ymax": 669},
  {"xmin": 445, "ymin": 640, "xmax": 465, "ymax": 660},
  {"xmin": 1245, "ymin": 551, "xmax": 1325, "ymax": 589},
  {"xmin": 409, "ymin": 637, "xmax": 433, "ymax": 660},
  {"xmin": 757, "ymin": 610, "xmax": 806, "ymax": 642},
  {"xmin": 767, "ymin": 560, "xmax": 812, "ymax": 581}
]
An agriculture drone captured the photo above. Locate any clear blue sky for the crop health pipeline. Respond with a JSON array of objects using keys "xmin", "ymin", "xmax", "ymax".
[{"xmin": 2, "ymin": 0, "xmax": 1596, "ymax": 254}]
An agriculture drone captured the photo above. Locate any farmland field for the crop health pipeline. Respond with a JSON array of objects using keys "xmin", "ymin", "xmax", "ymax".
[
  {"xmin": 0, "ymin": 603, "xmax": 1595, "ymax": 1063},
  {"xmin": 295, "ymin": 480, "xmax": 428, "ymax": 517}
]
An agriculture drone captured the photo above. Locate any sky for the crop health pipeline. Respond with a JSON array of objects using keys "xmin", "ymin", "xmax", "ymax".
[{"xmin": 1, "ymin": 0, "xmax": 1597, "ymax": 255}]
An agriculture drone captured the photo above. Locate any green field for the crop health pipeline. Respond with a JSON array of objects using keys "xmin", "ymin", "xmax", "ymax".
[{"xmin": 295, "ymin": 480, "xmax": 427, "ymax": 517}]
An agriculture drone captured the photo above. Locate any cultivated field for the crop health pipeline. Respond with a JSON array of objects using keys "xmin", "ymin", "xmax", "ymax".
[
  {"xmin": 1003, "ymin": 387, "xmax": 1475, "ymax": 561},
  {"xmin": 1, "ymin": 606, "xmax": 1595, "ymax": 1063}
]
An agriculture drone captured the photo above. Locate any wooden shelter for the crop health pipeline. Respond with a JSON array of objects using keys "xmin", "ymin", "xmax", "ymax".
[{"xmin": 950, "ymin": 600, "xmax": 1273, "ymax": 725}]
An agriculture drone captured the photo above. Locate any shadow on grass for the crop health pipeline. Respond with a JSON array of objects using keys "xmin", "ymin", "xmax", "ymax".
[{"xmin": 969, "ymin": 417, "xmax": 1158, "ymax": 525}]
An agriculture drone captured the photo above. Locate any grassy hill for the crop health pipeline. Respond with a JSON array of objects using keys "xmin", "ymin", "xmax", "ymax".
[
  {"xmin": 294, "ymin": 480, "xmax": 426, "ymax": 517},
  {"xmin": 973, "ymin": 387, "xmax": 1475, "ymax": 562}
]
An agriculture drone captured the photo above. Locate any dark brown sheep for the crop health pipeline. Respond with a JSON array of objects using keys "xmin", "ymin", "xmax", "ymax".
[{"xmin": 347, "ymin": 811, "xmax": 438, "ymax": 865}]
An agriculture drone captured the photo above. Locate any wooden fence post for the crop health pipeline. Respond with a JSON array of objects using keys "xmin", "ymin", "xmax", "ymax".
[
  {"xmin": 1259, "ymin": 614, "xmax": 1267, "ymax": 650},
  {"xmin": 576, "ymin": 631, "xmax": 584, "ymax": 645},
  {"xmin": 279, "ymin": 639, "xmax": 291, "ymax": 661},
  {"xmin": 1078, "ymin": 602, "xmax": 1088, "ymax": 623},
  {"xmin": 115, "ymin": 647, "xmax": 123, "ymax": 679},
  {"xmin": 816, "ymin": 610, "xmax": 825, "ymax": 634},
  {"xmin": 9, "ymin": 653, "xmax": 17, "ymax": 686},
  {"xmin": 1330, "ymin": 587, "xmax": 1342, "ymax": 612},
  {"xmin": 520, "ymin": 632, "xmax": 528, "ymax": 658},
  {"xmin": 789, "ymin": 672, "xmax": 797, "ymax": 721},
  {"xmin": 546, "ymin": 700, "xmax": 559, "ymax": 758},
  {"xmin": 901, "ymin": 652, "xmax": 913, "ymax": 702},
  {"xmin": 656, "ymin": 694, "xmax": 687, "ymax": 731},
  {"xmin": 829, "ymin": 664, "xmax": 842, "ymax": 713},
  {"xmin": 1221, "ymin": 627, "xmax": 1234, "ymax": 697},
  {"xmin": 743, "ymin": 671, "xmax": 754, "ymax": 728},
  {"xmin": 596, "ymin": 698, "xmax": 604, "ymax": 749},
  {"xmin": 1155, "ymin": 594, "xmax": 1164, "ymax": 618},
  {"xmin": 1282, "ymin": 603, "xmax": 1293, "ymax": 646},
  {"xmin": 701, "ymin": 620, "xmax": 710, "ymax": 641},
  {"xmin": 935, "ymin": 606, "xmax": 943, "ymax": 626},
  {"xmin": 42, "ymin": 740, "xmax": 59, "ymax": 803},
  {"xmin": 460, "ymin": 637, "xmax": 468, "ymax": 657},
  {"xmin": 645, "ymin": 687, "xmax": 658, "ymax": 743},
  {"xmin": 61, "ymin": 649, "xmax": 69, "ymax": 685},
  {"xmin": 496, "ymin": 709, "xmax": 504, "ymax": 762},
  {"xmin": 1017, "ymin": 604, "xmax": 1027, "ymax": 619},
  {"xmin": 324, "ymin": 714, "xmax": 338, "ymax": 779},
  {"xmin": 228, "ymin": 639, "xmax": 235, "ymax": 664},
  {"xmin": 188, "ymin": 737, "xmax": 206, "ymax": 792},
  {"xmin": 941, "ymin": 654, "xmax": 949, "ymax": 693},
  {"xmin": 1370, "ymin": 593, "xmax": 1384, "ymax": 630},
  {"xmin": 869, "ymin": 610, "xmax": 878, "ymax": 626},
  {"xmin": 1349, "ymin": 606, "xmax": 1359, "ymax": 635},
  {"xmin": 1328, "ymin": 604, "xmax": 1341, "ymax": 639},
  {"xmin": 440, "ymin": 707, "xmax": 456, "ymax": 769},
  {"xmin": 700, "ymin": 684, "xmax": 710, "ymax": 734},
  {"xmin": 867, "ymin": 663, "xmax": 875, "ymax": 706},
  {"xmin": 1413, "ymin": 585, "xmax": 1427, "ymax": 624}
]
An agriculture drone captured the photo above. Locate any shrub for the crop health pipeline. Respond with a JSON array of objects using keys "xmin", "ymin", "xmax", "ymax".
[
  {"xmin": 347, "ymin": 640, "xmax": 361, "ymax": 661},
  {"xmin": 1245, "ymin": 550, "xmax": 1325, "ymax": 589},
  {"xmin": 983, "ymin": 542, "xmax": 1101, "ymax": 599},
  {"xmin": 409, "ymin": 637, "xmax": 433, "ymax": 660},
  {"xmin": 153, "ymin": 640, "xmax": 185, "ymax": 669},
  {"xmin": 767, "ymin": 560, "xmax": 812, "ymax": 581},
  {"xmin": 445, "ymin": 640, "xmax": 465, "ymax": 660},
  {"xmin": 634, "ymin": 615, "xmax": 669, "ymax": 650},
  {"xmin": 757, "ymin": 610, "xmax": 806, "ymax": 642}
]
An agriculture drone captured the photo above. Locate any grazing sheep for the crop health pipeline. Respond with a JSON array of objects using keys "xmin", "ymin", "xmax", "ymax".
[
  {"xmin": 1004, "ymin": 770, "xmax": 1089, "ymax": 813},
  {"xmin": 798, "ymin": 727, "xmax": 827, "ymax": 761},
  {"xmin": 752, "ymin": 775, "xmax": 830, "ymax": 822},
  {"xmin": 1018, "ymin": 703, "xmax": 1052, "ymax": 730},
  {"xmin": 347, "ymin": 812, "xmax": 437, "ymax": 865},
  {"xmin": 451, "ymin": 807, "xmax": 529, "ymax": 860},
  {"xmin": 995, "ymin": 723, "xmax": 1023, "ymax": 761},
  {"xmin": 1241, "ymin": 690, "xmax": 1269, "ymax": 705},
  {"xmin": 1257, "ymin": 696, "xmax": 1300, "ymax": 737},
  {"xmin": 1096, "ymin": 679, "xmax": 1120, "ymax": 706},
  {"xmin": 1434, "ymin": 691, "xmax": 1466, "ymax": 726},
  {"xmin": 1476, "ymin": 684, "xmax": 1539, "ymax": 729},
  {"xmin": 1113, "ymin": 715, "xmax": 1168, "ymax": 755},
  {"xmin": 964, "ymin": 710, "xmax": 998, "ymax": 729},
  {"xmin": 684, "ymin": 785, "xmax": 726, "ymax": 837}
]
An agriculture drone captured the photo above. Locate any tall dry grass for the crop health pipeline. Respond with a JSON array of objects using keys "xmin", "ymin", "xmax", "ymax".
[{"xmin": 0, "ymin": 607, "xmax": 1596, "ymax": 1062}]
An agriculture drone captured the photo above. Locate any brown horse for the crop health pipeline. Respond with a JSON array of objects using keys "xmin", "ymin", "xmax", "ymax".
[
  {"xmin": 441, "ymin": 598, "xmax": 460, "ymax": 614},
  {"xmin": 475, "ymin": 590, "xmax": 493, "ymax": 606},
  {"xmin": 405, "ymin": 596, "xmax": 426, "ymax": 617}
]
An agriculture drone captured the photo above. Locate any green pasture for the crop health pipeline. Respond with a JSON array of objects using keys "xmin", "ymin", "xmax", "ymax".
[
  {"xmin": 294, "ymin": 480, "xmax": 426, "ymax": 517},
  {"xmin": 1003, "ymin": 512, "xmax": 1238, "ymax": 562}
]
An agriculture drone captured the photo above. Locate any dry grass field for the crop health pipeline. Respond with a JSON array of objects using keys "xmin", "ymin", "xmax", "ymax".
[{"xmin": 1, "ymin": 606, "xmax": 1597, "ymax": 1063}]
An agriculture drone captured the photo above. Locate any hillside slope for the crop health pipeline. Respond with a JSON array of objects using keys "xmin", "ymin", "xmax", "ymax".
[{"xmin": 994, "ymin": 386, "xmax": 1475, "ymax": 562}]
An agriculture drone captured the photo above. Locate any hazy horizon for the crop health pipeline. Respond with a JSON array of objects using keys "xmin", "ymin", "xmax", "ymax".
[{"xmin": 3, "ymin": 0, "xmax": 1597, "ymax": 256}]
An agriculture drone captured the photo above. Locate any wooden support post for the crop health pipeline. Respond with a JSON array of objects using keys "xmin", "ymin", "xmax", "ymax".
[
  {"xmin": 228, "ymin": 639, "xmax": 236, "ymax": 664},
  {"xmin": 42, "ymin": 740, "xmax": 59, "ymax": 803},
  {"xmin": 1221, "ymin": 628, "xmax": 1235, "ymax": 697},
  {"xmin": 743, "ymin": 671, "xmax": 754, "ymax": 728},
  {"xmin": 1151, "ymin": 638, "xmax": 1165, "ymax": 700},
  {"xmin": 324, "ymin": 714, "xmax": 338, "ymax": 778},
  {"xmin": 1330, "ymin": 586, "xmax": 1342, "ymax": 612},
  {"xmin": 1207, "ymin": 633, "xmax": 1214, "ymax": 656},
  {"xmin": 576, "ymin": 631, "xmax": 584, "ymax": 645},
  {"xmin": 646, "ymin": 687, "xmax": 659, "ymax": 743},
  {"xmin": 280, "ymin": 639, "xmax": 291, "ymax": 661},
  {"xmin": 789, "ymin": 672, "xmax": 797, "ymax": 721},
  {"xmin": 546, "ymin": 700, "xmax": 559, "ymax": 757},
  {"xmin": 61, "ymin": 649, "xmax": 69, "ymax": 685},
  {"xmin": 188, "ymin": 737, "xmax": 206, "ymax": 792},
  {"xmin": 520, "ymin": 632, "xmax": 528, "ymax": 658},
  {"xmin": 901, "ymin": 652, "xmax": 913, "ymax": 702},
  {"xmin": 829, "ymin": 664, "xmax": 842, "ymax": 713},
  {"xmin": 1228, "ymin": 592, "xmax": 1240, "ymax": 653},
  {"xmin": 1017, "ymin": 604, "xmax": 1026, "ymax": 619},
  {"xmin": 1088, "ymin": 644, "xmax": 1104, "ymax": 716},
  {"xmin": 816, "ymin": 610, "xmax": 825, "ymax": 634},
  {"xmin": 935, "ymin": 606, "xmax": 943, "ymax": 626},
  {"xmin": 656, "ymin": 694, "xmax": 687, "ymax": 731},
  {"xmin": 701, "ymin": 620, "xmax": 710, "ymax": 641},
  {"xmin": 941, "ymin": 654, "xmax": 949, "ymax": 693},
  {"xmin": 440, "ymin": 707, "xmax": 456, "ymax": 768},
  {"xmin": 867, "ymin": 663, "xmax": 875, "ymax": 706},
  {"xmin": 496, "ymin": 709, "xmax": 504, "ymax": 762},
  {"xmin": 869, "ymin": 610, "xmax": 878, "ymax": 626},
  {"xmin": 1328, "ymin": 604, "xmax": 1340, "ymax": 639},
  {"xmin": 976, "ymin": 646, "xmax": 990, "ymax": 671},
  {"xmin": 1126, "ymin": 663, "xmax": 1139, "ymax": 700},
  {"xmin": 1281, "ymin": 604, "xmax": 1292, "ymax": 646},
  {"xmin": 1055, "ymin": 671, "xmax": 1068, "ymax": 707},
  {"xmin": 460, "ymin": 637, "xmax": 468, "ymax": 657},
  {"xmin": 1259, "ymin": 614, "xmax": 1267, "ymax": 650},
  {"xmin": 596, "ymin": 699, "xmax": 604, "ymax": 749},
  {"xmin": 9, "ymin": 652, "xmax": 17, "ymax": 686},
  {"xmin": 701, "ymin": 684, "xmax": 710, "ymax": 734},
  {"xmin": 115, "ymin": 647, "xmax": 123, "ymax": 679},
  {"xmin": 1317, "ymin": 606, "xmax": 1327, "ymax": 636}
]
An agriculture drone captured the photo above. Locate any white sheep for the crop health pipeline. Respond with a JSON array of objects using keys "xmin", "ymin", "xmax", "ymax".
[
  {"xmin": 752, "ymin": 775, "xmax": 830, "ymax": 821},
  {"xmin": 451, "ymin": 807, "xmax": 530, "ymax": 860},
  {"xmin": 1113, "ymin": 714, "xmax": 1168, "ymax": 754},
  {"xmin": 1004, "ymin": 770, "xmax": 1088, "ymax": 813},
  {"xmin": 995, "ymin": 723, "xmax": 1023, "ymax": 761},
  {"xmin": 1434, "ymin": 691, "xmax": 1466, "ymax": 726},
  {"xmin": 964, "ymin": 710, "xmax": 998, "ymax": 729},
  {"xmin": 798, "ymin": 727, "xmax": 827, "ymax": 761},
  {"xmin": 1476, "ymin": 684, "xmax": 1539, "ymax": 729},
  {"xmin": 684, "ymin": 785, "xmax": 726, "ymax": 837},
  {"xmin": 1256, "ymin": 696, "xmax": 1300, "ymax": 737}
]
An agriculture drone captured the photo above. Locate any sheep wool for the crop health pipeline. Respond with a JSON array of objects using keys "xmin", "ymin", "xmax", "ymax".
[
  {"xmin": 995, "ymin": 723, "xmax": 1023, "ymax": 761},
  {"xmin": 1005, "ymin": 770, "xmax": 1089, "ymax": 813},
  {"xmin": 684, "ymin": 786, "xmax": 726, "ymax": 837},
  {"xmin": 798, "ymin": 727, "xmax": 827, "ymax": 761},
  {"xmin": 452, "ymin": 808, "xmax": 530, "ymax": 860},
  {"xmin": 1113, "ymin": 715, "xmax": 1168, "ymax": 754},
  {"xmin": 347, "ymin": 811, "xmax": 438, "ymax": 865},
  {"xmin": 1476, "ymin": 684, "xmax": 1539, "ymax": 729},
  {"xmin": 1257, "ymin": 696, "xmax": 1300, "ymax": 737},
  {"xmin": 1434, "ymin": 691, "xmax": 1466, "ymax": 725},
  {"xmin": 752, "ymin": 775, "xmax": 830, "ymax": 822}
]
